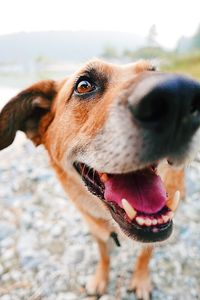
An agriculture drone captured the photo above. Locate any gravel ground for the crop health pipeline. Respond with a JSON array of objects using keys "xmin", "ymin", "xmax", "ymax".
[{"xmin": 1, "ymin": 132, "xmax": 200, "ymax": 299}]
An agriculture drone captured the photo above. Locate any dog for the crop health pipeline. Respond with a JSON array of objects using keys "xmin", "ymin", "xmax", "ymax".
[{"xmin": 1, "ymin": 59, "xmax": 200, "ymax": 300}]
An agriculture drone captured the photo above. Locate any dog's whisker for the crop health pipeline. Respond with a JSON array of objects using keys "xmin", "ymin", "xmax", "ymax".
[
  {"xmin": 81, "ymin": 163, "xmax": 86, "ymax": 177},
  {"xmin": 92, "ymin": 169, "xmax": 95, "ymax": 184}
]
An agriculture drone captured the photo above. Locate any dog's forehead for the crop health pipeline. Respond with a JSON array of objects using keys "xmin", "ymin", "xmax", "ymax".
[
  {"xmin": 75, "ymin": 59, "xmax": 118, "ymax": 78},
  {"xmin": 75, "ymin": 59, "xmax": 152, "ymax": 82}
]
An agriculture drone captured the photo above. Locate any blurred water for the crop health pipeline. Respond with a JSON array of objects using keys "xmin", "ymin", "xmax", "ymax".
[{"xmin": 0, "ymin": 62, "xmax": 81, "ymax": 91}]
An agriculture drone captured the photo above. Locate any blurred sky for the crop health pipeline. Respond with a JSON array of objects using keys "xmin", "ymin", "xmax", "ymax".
[{"xmin": 0, "ymin": 0, "xmax": 199, "ymax": 49}]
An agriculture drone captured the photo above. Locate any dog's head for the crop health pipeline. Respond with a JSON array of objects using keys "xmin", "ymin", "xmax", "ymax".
[{"xmin": 1, "ymin": 59, "xmax": 200, "ymax": 243}]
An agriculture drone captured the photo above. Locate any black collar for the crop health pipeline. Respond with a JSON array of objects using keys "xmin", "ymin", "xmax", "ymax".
[{"xmin": 110, "ymin": 232, "xmax": 121, "ymax": 247}]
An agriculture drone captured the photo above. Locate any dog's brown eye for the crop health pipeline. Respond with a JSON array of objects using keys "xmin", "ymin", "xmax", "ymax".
[{"xmin": 76, "ymin": 80, "xmax": 94, "ymax": 94}]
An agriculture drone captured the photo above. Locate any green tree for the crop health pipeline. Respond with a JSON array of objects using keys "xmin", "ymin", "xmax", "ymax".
[
  {"xmin": 147, "ymin": 24, "xmax": 158, "ymax": 47},
  {"xmin": 192, "ymin": 24, "xmax": 200, "ymax": 49}
]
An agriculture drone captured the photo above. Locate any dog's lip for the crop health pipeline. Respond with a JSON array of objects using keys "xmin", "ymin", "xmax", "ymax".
[
  {"xmin": 107, "ymin": 200, "xmax": 173, "ymax": 242},
  {"xmin": 110, "ymin": 205, "xmax": 173, "ymax": 242},
  {"xmin": 73, "ymin": 161, "xmax": 174, "ymax": 242}
]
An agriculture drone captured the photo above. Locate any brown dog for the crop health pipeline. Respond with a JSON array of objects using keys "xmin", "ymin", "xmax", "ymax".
[{"xmin": 1, "ymin": 59, "xmax": 200, "ymax": 300}]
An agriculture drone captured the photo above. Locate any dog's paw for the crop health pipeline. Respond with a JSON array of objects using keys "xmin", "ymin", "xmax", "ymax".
[
  {"xmin": 128, "ymin": 275, "xmax": 152, "ymax": 300},
  {"xmin": 86, "ymin": 272, "xmax": 108, "ymax": 296}
]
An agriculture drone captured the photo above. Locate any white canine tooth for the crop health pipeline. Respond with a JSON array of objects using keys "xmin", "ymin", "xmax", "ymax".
[
  {"xmin": 144, "ymin": 218, "xmax": 152, "ymax": 226},
  {"xmin": 166, "ymin": 190, "xmax": 180, "ymax": 212},
  {"xmin": 121, "ymin": 198, "xmax": 137, "ymax": 220},
  {"xmin": 136, "ymin": 216, "xmax": 145, "ymax": 226}
]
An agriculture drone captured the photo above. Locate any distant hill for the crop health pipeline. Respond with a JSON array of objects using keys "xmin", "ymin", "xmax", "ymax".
[
  {"xmin": 176, "ymin": 25, "xmax": 200, "ymax": 54},
  {"xmin": 0, "ymin": 31, "xmax": 144, "ymax": 63},
  {"xmin": 176, "ymin": 36, "xmax": 194, "ymax": 54}
]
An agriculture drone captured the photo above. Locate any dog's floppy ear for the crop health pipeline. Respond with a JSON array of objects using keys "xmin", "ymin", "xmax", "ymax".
[{"xmin": 0, "ymin": 80, "xmax": 57, "ymax": 150}]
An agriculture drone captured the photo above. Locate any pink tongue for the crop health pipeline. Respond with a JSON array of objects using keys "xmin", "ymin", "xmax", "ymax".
[{"xmin": 104, "ymin": 169, "xmax": 167, "ymax": 214}]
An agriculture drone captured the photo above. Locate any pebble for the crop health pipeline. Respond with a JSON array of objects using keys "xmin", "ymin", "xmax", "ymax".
[
  {"xmin": 0, "ymin": 264, "xmax": 4, "ymax": 275},
  {"xmin": 0, "ymin": 223, "xmax": 16, "ymax": 241},
  {"xmin": 10, "ymin": 270, "xmax": 21, "ymax": 281},
  {"xmin": 100, "ymin": 296, "xmax": 116, "ymax": 300},
  {"xmin": 0, "ymin": 237, "xmax": 15, "ymax": 249},
  {"xmin": 0, "ymin": 296, "xmax": 12, "ymax": 300},
  {"xmin": 1, "ymin": 248, "xmax": 15, "ymax": 261},
  {"xmin": 51, "ymin": 224, "xmax": 63, "ymax": 237},
  {"xmin": 57, "ymin": 292, "xmax": 77, "ymax": 300},
  {"xmin": 0, "ymin": 133, "xmax": 200, "ymax": 299}
]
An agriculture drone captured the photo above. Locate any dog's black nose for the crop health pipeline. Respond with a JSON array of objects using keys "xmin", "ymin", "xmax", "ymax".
[{"xmin": 131, "ymin": 74, "xmax": 200, "ymax": 162}]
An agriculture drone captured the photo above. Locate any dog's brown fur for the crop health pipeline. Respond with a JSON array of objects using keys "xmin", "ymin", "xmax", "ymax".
[{"xmin": 0, "ymin": 59, "xmax": 186, "ymax": 300}]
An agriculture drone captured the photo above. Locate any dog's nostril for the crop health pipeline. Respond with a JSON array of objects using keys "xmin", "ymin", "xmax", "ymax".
[
  {"xmin": 190, "ymin": 94, "xmax": 200, "ymax": 117},
  {"xmin": 142, "ymin": 98, "xmax": 168, "ymax": 122},
  {"xmin": 132, "ymin": 96, "xmax": 169, "ymax": 124}
]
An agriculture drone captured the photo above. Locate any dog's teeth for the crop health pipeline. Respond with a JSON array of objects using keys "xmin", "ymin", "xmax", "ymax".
[
  {"xmin": 167, "ymin": 211, "xmax": 174, "ymax": 220},
  {"xmin": 100, "ymin": 173, "xmax": 109, "ymax": 183},
  {"xmin": 162, "ymin": 215, "xmax": 169, "ymax": 223},
  {"xmin": 152, "ymin": 219, "xmax": 158, "ymax": 225},
  {"xmin": 144, "ymin": 218, "xmax": 152, "ymax": 226},
  {"xmin": 136, "ymin": 216, "xmax": 145, "ymax": 226},
  {"xmin": 166, "ymin": 190, "xmax": 180, "ymax": 212},
  {"xmin": 158, "ymin": 217, "xmax": 164, "ymax": 224},
  {"xmin": 121, "ymin": 199, "xmax": 137, "ymax": 220}
]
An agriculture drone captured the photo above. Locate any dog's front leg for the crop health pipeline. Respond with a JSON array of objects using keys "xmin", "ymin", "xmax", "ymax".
[
  {"xmin": 86, "ymin": 236, "xmax": 110, "ymax": 296},
  {"xmin": 82, "ymin": 213, "xmax": 111, "ymax": 296},
  {"xmin": 129, "ymin": 246, "xmax": 153, "ymax": 300}
]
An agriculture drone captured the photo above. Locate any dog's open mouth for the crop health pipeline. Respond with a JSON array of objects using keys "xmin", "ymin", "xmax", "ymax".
[{"xmin": 74, "ymin": 162, "xmax": 179, "ymax": 243}]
